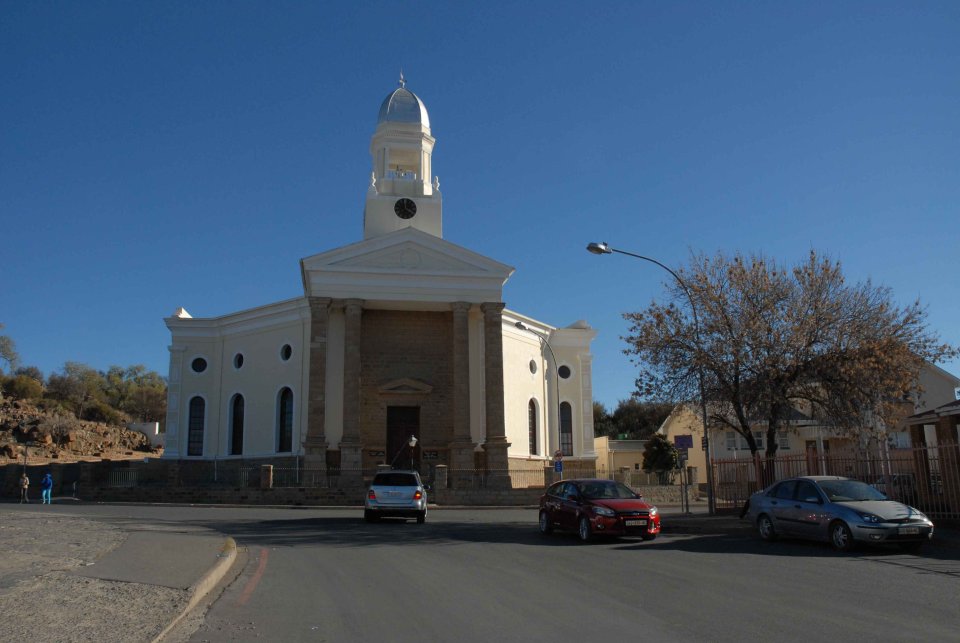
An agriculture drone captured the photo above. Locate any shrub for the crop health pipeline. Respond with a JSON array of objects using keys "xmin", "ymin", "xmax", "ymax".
[
  {"xmin": 4, "ymin": 375, "xmax": 43, "ymax": 401},
  {"xmin": 83, "ymin": 399, "xmax": 130, "ymax": 425},
  {"xmin": 642, "ymin": 434, "xmax": 680, "ymax": 484},
  {"xmin": 36, "ymin": 397, "xmax": 70, "ymax": 415}
]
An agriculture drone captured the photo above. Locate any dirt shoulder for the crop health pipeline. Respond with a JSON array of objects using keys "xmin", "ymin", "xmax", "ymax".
[{"xmin": 0, "ymin": 511, "xmax": 188, "ymax": 642}]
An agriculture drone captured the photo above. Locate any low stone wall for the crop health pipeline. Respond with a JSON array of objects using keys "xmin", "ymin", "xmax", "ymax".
[
  {"xmin": 638, "ymin": 484, "xmax": 697, "ymax": 505},
  {"xmin": 79, "ymin": 484, "xmax": 366, "ymax": 506},
  {"xmin": 433, "ymin": 488, "xmax": 543, "ymax": 506},
  {"xmin": 1, "ymin": 461, "xmax": 699, "ymax": 506}
]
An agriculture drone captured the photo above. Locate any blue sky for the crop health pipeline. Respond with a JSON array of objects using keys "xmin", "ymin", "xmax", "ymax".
[{"xmin": 2, "ymin": 2, "xmax": 958, "ymax": 409}]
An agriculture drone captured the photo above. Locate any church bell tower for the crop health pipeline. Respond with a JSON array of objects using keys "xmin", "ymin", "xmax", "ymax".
[{"xmin": 363, "ymin": 75, "xmax": 442, "ymax": 239}]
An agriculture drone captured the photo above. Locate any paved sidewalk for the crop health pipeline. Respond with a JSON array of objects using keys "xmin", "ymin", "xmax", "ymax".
[{"xmin": 0, "ymin": 505, "xmax": 235, "ymax": 643}]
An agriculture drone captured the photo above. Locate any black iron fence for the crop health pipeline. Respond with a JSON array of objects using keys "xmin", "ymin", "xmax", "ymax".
[{"xmin": 711, "ymin": 442, "xmax": 960, "ymax": 520}]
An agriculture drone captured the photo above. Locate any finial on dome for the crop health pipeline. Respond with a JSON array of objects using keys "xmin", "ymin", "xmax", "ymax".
[{"xmin": 399, "ymin": 70, "xmax": 406, "ymax": 88}]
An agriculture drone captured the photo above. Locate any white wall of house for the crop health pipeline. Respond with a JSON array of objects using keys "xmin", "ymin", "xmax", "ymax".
[
  {"xmin": 916, "ymin": 364, "xmax": 960, "ymax": 412},
  {"xmin": 128, "ymin": 422, "xmax": 163, "ymax": 448}
]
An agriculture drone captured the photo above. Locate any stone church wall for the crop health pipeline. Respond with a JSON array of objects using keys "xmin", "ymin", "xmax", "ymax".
[{"xmin": 358, "ymin": 310, "xmax": 455, "ymax": 468}]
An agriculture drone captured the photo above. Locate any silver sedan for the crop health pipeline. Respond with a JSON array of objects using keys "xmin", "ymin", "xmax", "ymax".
[{"xmin": 746, "ymin": 475, "xmax": 934, "ymax": 552}]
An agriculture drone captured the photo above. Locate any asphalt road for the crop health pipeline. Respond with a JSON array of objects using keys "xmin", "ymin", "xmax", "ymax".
[{"xmin": 66, "ymin": 505, "xmax": 960, "ymax": 642}]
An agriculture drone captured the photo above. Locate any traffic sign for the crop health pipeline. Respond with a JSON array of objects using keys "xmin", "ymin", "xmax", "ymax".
[
  {"xmin": 674, "ymin": 435, "xmax": 694, "ymax": 450},
  {"xmin": 554, "ymin": 460, "xmax": 563, "ymax": 473}
]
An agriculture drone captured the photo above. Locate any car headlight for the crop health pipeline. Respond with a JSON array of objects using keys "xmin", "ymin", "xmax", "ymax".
[
  {"xmin": 907, "ymin": 508, "xmax": 929, "ymax": 521},
  {"xmin": 592, "ymin": 506, "xmax": 616, "ymax": 517},
  {"xmin": 857, "ymin": 512, "xmax": 883, "ymax": 524},
  {"xmin": 649, "ymin": 507, "xmax": 658, "ymax": 517}
]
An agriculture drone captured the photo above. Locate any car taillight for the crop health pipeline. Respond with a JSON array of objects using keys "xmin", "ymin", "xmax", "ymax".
[
  {"xmin": 413, "ymin": 490, "xmax": 423, "ymax": 500},
  {"xmin": 367, "ymin": 489, "xmax": 376, "ymax": 500}
]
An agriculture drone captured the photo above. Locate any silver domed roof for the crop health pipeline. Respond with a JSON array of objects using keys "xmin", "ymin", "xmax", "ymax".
[{"xmin": 377, "ymin": 75, "xmax": 430, "ymax": 128}]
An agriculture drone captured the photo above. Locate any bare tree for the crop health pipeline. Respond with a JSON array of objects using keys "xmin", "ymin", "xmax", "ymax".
[
  {"xmin": 624, "ymin": 251, "xmax": 956, "ymax": 457},
  {"xmin": 44, "ymin": 414, "xmax": 77, "ymax": 448}
]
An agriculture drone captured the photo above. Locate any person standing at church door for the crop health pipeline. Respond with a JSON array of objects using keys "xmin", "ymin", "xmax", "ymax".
[
  {"xmin": 19, "ymin": 472, "xmax": 29, "ymax": 503},
  {"xmin": 40, "ymin": 472, "xmax": 53, "ymax": 505}
]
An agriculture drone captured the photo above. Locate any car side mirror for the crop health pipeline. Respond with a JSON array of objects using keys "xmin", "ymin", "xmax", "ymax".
[{"xmin": 423, "ymin": 484, "xmax": 432, "ymax": 491}]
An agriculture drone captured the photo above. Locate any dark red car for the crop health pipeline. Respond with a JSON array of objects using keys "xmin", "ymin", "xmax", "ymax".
[{"xmin": 539, "ymin": 478, "xmax": 661, "ymax": 542}]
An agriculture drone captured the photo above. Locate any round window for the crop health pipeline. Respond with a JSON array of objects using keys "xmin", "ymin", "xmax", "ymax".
[
  {"xmin": 529, "ymin": 359, "xmax": 537, "ymax": 374},
  {"xmin": 558, "ymin": 365, "xmax": 572, "ymax": 379},
  {"xmin": 191, "ymin": 357, "xmax": 207, "ymax": 373},
  {"xmin": 280, "ymin": 344, "xmax": 292, "ymax": 361},
  {"xmin": 233, "ymin": 353, "xmax": 244, "ymax": 369}
]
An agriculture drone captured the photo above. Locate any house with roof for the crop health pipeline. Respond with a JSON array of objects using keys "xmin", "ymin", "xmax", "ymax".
[{"xmin": 657, "ymin": 364, "xmax": 960, "ymax": 477}]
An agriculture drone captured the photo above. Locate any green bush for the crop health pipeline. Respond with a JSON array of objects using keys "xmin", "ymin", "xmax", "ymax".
[
  {"xmin": 83, "ymin": 399, "xmax": 130, "ymax": 425},
  {"xmin": 642, "ymin": 434, "xmax": 680, "ymax": 484},
  {"xmin": 4, "ymin": 375, "xmax": 43, "ymax": 401},
  {"xmin": 35, "ymin": 397, "xmax": 70, "ymax": 415}
]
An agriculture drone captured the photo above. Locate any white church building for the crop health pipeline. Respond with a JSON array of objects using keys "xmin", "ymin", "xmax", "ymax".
[{"xmin": 162, "ymin": 78, "xmax": 597, "ymax": 481}]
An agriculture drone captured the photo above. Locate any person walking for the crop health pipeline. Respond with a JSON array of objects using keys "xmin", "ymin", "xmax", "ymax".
[
  {"xmin": 19, "ymin": 472, "xmax": 29, "ymax": 503},
  {"xmin": 40, "ymin": 472, "xmax": 53, "ymax": 505}
]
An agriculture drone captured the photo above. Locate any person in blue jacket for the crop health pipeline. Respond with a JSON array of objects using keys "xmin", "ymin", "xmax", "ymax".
[{"xmin": 40, "ymin": 472, "xmax": 53, "ymax": 505}]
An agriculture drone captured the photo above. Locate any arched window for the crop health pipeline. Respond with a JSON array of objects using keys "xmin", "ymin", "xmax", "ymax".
[
  {"xmin": 187, "ymin": 396, "xmax": 205, "ymax": 456},
  {"xmin": 230, "ymin": 394, "xmax": 244, "ymax": 456},
  {"xmin": 559, "ymin": 402, "xmax": 573, "ymax": 457},
  {"xmin": 277, "ymin": 387, "xmax": 293, "ymax": 453},
  {"xmin": 528, "ymin": 399, "xmax": 538, "ymax": 455}
]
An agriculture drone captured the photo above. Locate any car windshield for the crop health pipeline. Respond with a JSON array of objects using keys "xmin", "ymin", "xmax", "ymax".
[
  {"xmin": 372, "ymin": 473, "xmax": 419, "ymax": 487},
  {"xmin": 818, "ymin": 479, "xmax": 887, "ymax": 502},
  {"xmin": 580, "ymin": 481, "xmax": 639, "ymax": 500}
]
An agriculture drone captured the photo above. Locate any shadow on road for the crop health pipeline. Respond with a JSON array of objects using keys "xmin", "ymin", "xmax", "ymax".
[{"xmin": 169, "ymin": 513, "xmax": 960, "ymax": 573}]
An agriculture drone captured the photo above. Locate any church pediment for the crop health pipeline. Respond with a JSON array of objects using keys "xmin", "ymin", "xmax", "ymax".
[
  {"xmin": 300, "ymin": 228, "xmax": 514, "ymax": 305},
  {"xmin": 331, "ymin": 241, "xmax": 478, "ymax": 273}
]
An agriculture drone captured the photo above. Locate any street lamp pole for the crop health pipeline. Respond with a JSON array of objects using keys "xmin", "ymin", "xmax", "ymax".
[
  {"xmin": 586, "ymin": 241, "xmax": 715, "ymax": 515},
  {"xmin": 515, "ymin": 321, "xmax": 562, "ymax": 462}
]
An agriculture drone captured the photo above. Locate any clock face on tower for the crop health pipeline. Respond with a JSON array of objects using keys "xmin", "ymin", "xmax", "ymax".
[{"xmin": 394, "ymin": 198, "xmax": 417, "ymax": 219}]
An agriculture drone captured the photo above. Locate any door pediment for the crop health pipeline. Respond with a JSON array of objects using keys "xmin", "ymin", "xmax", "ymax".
[{"xmin": 379, "ymin": 378, "xmax": 433, "ymax": 395}]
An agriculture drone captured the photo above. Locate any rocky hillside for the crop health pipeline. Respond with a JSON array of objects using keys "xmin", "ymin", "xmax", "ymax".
[{"xmin": 0, "ymin": 398, "xmax": 161, "ymax": 464}]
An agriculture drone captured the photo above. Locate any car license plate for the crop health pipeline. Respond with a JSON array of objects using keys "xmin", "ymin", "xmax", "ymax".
[
  {"xmin": 625, "ymin": 519, "xmax": 647, "ymax": 527},
  {"xmin": 898, "ymin": 527, "xmax": 919, "ymax": 535}
]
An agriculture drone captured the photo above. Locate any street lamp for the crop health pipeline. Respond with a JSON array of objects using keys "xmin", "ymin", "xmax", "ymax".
[
  {"xmin": 408, "ymin": 434, "xmax": 418, "ymax": 471},
  {"xmin": 586, "ymin": 241, "xmax": 715, "ymax": 515},
  {"xmin": 515, "ymin": 321, "xmax": 561, "ymax": 461}
]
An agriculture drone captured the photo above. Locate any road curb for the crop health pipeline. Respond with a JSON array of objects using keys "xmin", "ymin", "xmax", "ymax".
[{"xmin": 152, "ymin": 536, "xmax": 237, "ymax": 643}]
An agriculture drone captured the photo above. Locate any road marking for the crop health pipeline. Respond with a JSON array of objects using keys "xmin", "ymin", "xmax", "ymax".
[{"xmin": 237, "ymin": 548, "xmax": 269, "ymax": 605}]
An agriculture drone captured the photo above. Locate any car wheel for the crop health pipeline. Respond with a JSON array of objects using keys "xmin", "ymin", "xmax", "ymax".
[
  {"xmin": 578, "ymin": 516, "xmax": 592, "ymax": 542},
  {"xmin": 539, "ymin": 511, "xmax": 553, "ymax": 535},
  {"xmin": 830, "ymin": 521, "xmax": 855, "ymax": 552},
  {"xmin": 757, "ymin": 514, "xmax": 778, "ymax": 542},
  {"xmin": 417, "ymin": 511, "xmax": 426, "ymax": 524},
  {"xmin": 640, "ymin": 533, "xmax": 657, "ymax": 541}
]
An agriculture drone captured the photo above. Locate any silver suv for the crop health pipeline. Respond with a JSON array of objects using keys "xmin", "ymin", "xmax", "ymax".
[{"xmin": 364, "ymin": 470, "xmax": 429, "ymax": 523}]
